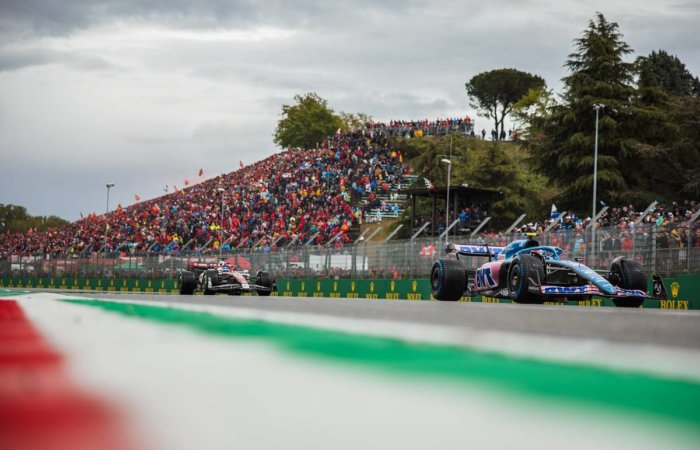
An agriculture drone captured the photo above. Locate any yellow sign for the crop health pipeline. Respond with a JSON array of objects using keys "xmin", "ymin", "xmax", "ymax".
[
  {"xmin": 351, "ymin": 281, "xmax": 356, "ymax": 292},
  {"xmin": 390, "ymin": 280, "xmax": 395, "ymax": 291},
  {"xmin": 411, "ymin": 280, "xmax": 417, "ymax": 292},
  {"xmin": 671, "ymin": 281, "xmax": 680, "ymax": 298},
  {"xmin": 370, "ymin": 281, "xmax": 374, "ymax": 293},
  {"xmin": 317, "ymin": 281, "xmax": 321, "ymax": 291}
]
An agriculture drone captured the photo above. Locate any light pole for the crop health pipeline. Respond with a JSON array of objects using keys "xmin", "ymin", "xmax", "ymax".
[
  {"xmin": 440, "ymin": 135, "xmax": 453, "ymax": 244},
  {"xmin": 217, "ymin": 188, "xmax": 225, "ymax": 258},
  {"xmin": 440, "ymin": 158, "xmax": 452, "ymax": 244},
  {"xmin": 591, "ymin": 104, "xmax": 604, "ymax": 267},
  {"xmin": 104, "ymin": 183, "xmax": 114, "ymax": 259}
]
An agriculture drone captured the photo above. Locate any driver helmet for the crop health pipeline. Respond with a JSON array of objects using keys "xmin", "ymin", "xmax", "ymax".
[{"xmin": 218, "ymin": 260, "xmax": 228, "ymax": 268}]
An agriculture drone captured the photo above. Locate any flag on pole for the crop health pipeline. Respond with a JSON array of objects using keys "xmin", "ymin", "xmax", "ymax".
[
  {"xmin": 198, "ymin": 168, "xmax": 203, "ymax": 176},
  {"xmin": 184, "ymin": 179, "xmax": 189, "ymax": 186},
  {"xmin": 134, "ymin": 195, "xmax": 140, "ymax": 202},
  {"xmin": 550, "ymin": 204, "xmax": 559, "ymax": 219},
  {"xmin": 239, "ymin": 161, "xmax": 244, "ymax": 169},
  {"xmin": 423, "ymin": 178, "xmax": 437, "ymax": 193},
  {"xmin": 335, "ymin": 128, "xmax": 342, "ymax": 136}
]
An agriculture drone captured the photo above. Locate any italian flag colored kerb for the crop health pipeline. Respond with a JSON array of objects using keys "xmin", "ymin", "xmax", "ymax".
[
  {"xmin": 0, "ymin": 299, "xmax": 138, "ymax": 450},
  {"xmin": 3, "ymin": 292, "xmax": 700, "ymax": 450}
]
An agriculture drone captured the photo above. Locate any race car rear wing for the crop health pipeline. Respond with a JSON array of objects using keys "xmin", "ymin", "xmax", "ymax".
[
  {"xmin": 447, "ymin": 243, "xmax": 505, "ymax": 260},
  {"xmin": 187, "ymin": 262, "xmax": 217, "ymax": 270}
]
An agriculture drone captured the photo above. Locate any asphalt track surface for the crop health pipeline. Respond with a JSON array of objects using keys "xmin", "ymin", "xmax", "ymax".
[{"xmin": 34, "ymin": 289, "xmax": 700, "ymax": 350}]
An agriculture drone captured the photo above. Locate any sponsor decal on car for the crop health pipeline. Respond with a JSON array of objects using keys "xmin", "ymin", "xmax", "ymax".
[
  {"xmin": 455, "ymin": 245, "xmax": 504, "ymax": 256},
  {"xmin": 541, "ymin": 285, "xmax": 647, "ymax": 297}
]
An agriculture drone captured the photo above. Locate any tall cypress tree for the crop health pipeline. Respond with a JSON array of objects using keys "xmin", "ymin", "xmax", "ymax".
[{"xmin": 533, "ymin": 13, "xmax": 653, "ymax": 210}]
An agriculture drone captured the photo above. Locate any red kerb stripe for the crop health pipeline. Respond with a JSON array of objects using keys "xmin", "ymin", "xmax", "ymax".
[{"xmin": 0, "ymin": 300, "xmax": 138, "ymax": 450}]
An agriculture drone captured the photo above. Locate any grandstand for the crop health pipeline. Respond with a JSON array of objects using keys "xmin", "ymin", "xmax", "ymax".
[{"xmin": 1, "ymin": 118, "xmax": 698, "ymax": 279}]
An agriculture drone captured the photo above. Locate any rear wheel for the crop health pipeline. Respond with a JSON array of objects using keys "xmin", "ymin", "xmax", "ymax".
[
  {"xmin": 609, "ymin": 259, "xmax": 646, "ymax": 307},
  {"xmin": 508, "ymin": 255, "xmax": 546, "ymax": 304},
  {"xmin": 178, "ymin": 271, "xmax": 196, "ymax": 295},
  {"xmin": 431, "ymin": 259, "xmax": 467, "ymax": 301},
  {"xmin": 256, "ymin": 271, "xmax": 273, "ymax": 296}
]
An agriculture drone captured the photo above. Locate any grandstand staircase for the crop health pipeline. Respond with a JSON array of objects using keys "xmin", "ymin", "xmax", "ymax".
[{"xmin": 350, "ymin": 174, "xmax": 418, "ymax": 241}]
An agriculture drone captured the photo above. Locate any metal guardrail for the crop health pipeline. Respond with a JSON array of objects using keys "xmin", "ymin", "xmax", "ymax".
[{"xmin": 2, "ymin": 224, "xmax": 698, "ymax": 280}]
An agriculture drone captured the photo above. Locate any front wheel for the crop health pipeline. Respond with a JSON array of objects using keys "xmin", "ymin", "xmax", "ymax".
[
  {"xmin": 178, "ymin": 271, "xmax": 196, "ymax": 295},
  {"xmin": 609, "ymin": 258, "xmax": 646, "ymax": 308},
  {"xmin": 508, "ymin": 255, "xmax": 545, "ymax": 304},
  {"xmin": 430, "ymin": 259, "xmax": 467, "ymax": 301}
]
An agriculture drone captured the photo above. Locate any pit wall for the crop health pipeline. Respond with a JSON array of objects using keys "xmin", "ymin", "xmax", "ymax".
[{"xmin": 1, "ymin": 275, "xmax": 697, "ymax": 310}]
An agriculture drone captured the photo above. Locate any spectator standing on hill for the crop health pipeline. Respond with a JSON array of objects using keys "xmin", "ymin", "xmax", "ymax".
[{"xmin": 481, "ymin": 129, "xmax": 486, "ymax": 139}]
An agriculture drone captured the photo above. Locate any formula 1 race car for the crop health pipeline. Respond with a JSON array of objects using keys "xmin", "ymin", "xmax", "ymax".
[
  {"xmin": 177, "ymin": 260, "xmax": 275, "ymax": 296},
  {"xmin": 430, "ymin": 234, "xmax": 667, "ymax": 307}
]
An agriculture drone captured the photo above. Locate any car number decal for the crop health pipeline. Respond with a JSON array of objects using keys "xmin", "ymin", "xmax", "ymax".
[{"xmin": 475, "ymin": 267, "xmax": 498, "ymax": 289}]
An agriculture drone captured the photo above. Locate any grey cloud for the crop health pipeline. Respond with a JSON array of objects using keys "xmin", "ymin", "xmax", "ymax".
[
  {"xmin": 0, "ymin": 0, "xmax": 422, "ymax": 37},
  {"xmin": 0, "ymin": 47, "xmax": 117, "ymax": 72}
]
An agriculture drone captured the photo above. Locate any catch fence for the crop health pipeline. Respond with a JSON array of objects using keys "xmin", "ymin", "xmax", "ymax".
[{"xmin": 2, "ymin": 224, "xmax": 698, "ymax": 280}]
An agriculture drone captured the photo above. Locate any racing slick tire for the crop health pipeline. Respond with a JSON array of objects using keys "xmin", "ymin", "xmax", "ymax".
[
  {"xmin": 178, "ymin": 270, "xmax": 196, "ymax": 295},
  {"xmin": 256, "ymin": 271, "xmax": 274, "ymax": 296},
  {"xmin": 431, "ymin": 259, "xmax": 467, "ymax": 301},
  {"xmin": 609, "ymin": 258, "xmax": 646, "ymax": 308},
  {"xmin": 203, "ymin": 269, "xmax": 218, "ymax": 295},
  {"xmin": 508, "ymin": 254, "xmax": 546, "ymax": 304}
]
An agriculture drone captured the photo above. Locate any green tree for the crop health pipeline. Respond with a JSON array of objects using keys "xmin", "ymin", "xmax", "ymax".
[
  {"xmin": 0, "ymin": 204, "xmax": 30, "ymax": 233},
  {"xmin": 273, "ymin": 93, "xmax": 344, "ymax": 149},
  {"xmin": 636, "ymin": 50, "xmax": 700, "ymax": 98},
  {"xmin": 0, "ymin": 204, "xmax": 68, "ymax": 234},
  {"xmin": 532, "ymin": 13, "xmax": 664, "ymax": 209},
  {"xmin": 338, "ymin": 112, "xmax": 373, "ymax": 131},
  {"xmin": 465, "ymin": 68, "xmax": 545, "ymax": 138},
  {"xmin": 391, "ymin": 136, "xmax": 551, "ymax": 228},
  {"xmin": 634, "ymin": 96, "xmax": 700, "ymax": 199},
  {"xmin": 511, "ymin": 87, "xmax": 555, "ymax": 142}
]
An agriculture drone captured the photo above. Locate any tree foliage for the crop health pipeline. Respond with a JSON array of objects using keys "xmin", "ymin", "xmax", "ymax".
[
  {"xmin": 273, "ymin": 93, "xmax": 344, "ymax": 149},
  {"xmin": 511, "ymin": 87, "xmax": 555, "ymax": 142},
  {"xmin": 465, "ymin": 68, "xmax": 545, "ymax": 137},
  {"xmin": 0, "ymin": 204, "xmax": 68, "ymax": 234},
  {"xmin": 391, "ymin": 137, "xmax": 551, "ymax": 227},
  {"xmin": 532, "ymin": 12, "xmax": 665, "ymax": 210},
  {"xmin": 338, "ymin": 112, "xmax": 373, "ymax": 131},
  {"xmin": 636, "ymin": 50, "xmax": 700, "ymax": 98}
]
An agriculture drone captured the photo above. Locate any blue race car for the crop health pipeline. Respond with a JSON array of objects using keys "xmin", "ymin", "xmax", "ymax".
[{"xmin": 430, "ymin": 234, "xmax": 667, "ymax": 307}]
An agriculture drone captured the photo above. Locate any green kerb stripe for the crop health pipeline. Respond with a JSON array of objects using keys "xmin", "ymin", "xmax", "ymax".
[{"xmin": 62, "ymin": 299, "xmax": 700, "ymax": 430}]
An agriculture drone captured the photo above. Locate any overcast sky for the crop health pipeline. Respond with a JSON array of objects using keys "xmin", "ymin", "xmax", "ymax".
[{"xmin": 1, "ymin": 0, "xmax": 698, "ymax": 221}]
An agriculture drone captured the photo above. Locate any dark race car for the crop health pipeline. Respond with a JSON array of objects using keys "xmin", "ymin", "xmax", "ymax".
[
  {"xmin": 430, "ymin": 234, "xmax": 667, "ymax": 307},
  {"xmin": 177, "ymin": 260, "xmax": 275, "ymax": 296}
]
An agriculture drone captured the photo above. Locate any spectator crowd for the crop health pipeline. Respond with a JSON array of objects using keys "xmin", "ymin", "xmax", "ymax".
[
  {"xmin": 0, "ymin": 127, "xmax": 412, "ymax": 257},
  {"xmin": 1, "ymin": 116, "xmax": 698, "ymax": 260}
]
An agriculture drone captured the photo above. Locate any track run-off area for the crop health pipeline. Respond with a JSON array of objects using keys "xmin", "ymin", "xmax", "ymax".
[{"xmin": 2, "ymin": 288, "xmax": 700, "ymax": 450}]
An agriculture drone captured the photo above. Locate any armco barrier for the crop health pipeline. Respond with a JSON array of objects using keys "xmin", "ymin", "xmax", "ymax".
[{"xmin": 1, "ymin": 275, "xmax": 697, "ymax": 310}]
